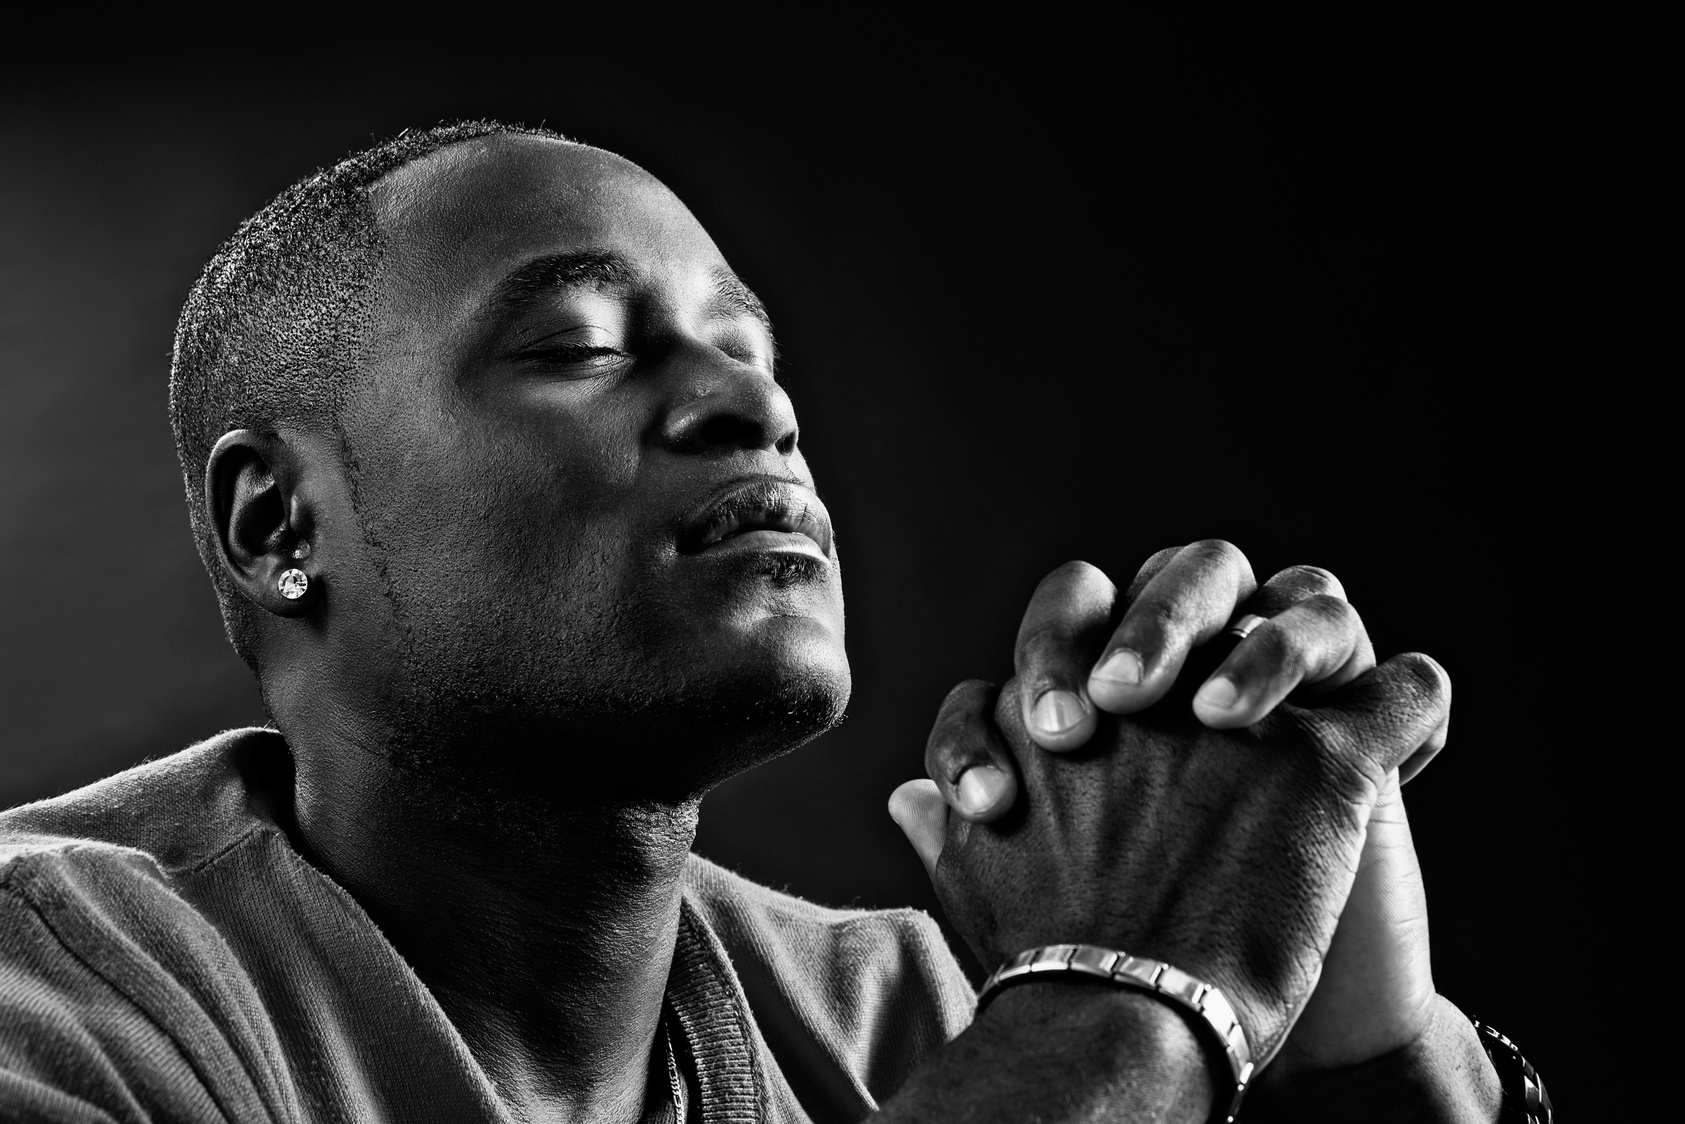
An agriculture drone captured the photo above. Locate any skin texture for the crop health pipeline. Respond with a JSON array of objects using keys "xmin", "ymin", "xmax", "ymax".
[
  {"xmin": 924, "ymin": 629, "xmax": 1448, "ymax": 1064},
  {"xmin": 890, "ymin": 543, "xmax": 1500, "ymax": 1118}
]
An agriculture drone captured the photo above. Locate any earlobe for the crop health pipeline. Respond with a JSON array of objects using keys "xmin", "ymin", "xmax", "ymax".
[{"xmin": 205, "ymin": 429, "xmax": 316, "ymax": 618}]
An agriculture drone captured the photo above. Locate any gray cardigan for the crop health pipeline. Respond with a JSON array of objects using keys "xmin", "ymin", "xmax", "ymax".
[{"xmin": 0, "ymin": 729, "xmax": 975, "ymax": 1122}]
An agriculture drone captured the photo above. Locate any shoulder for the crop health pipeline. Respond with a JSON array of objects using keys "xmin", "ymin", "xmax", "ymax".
[
  {"xmin": 0, "ymin": 725, "xmax": 297, "ymax": 1013},
  {"xmin": 0, "ymin": 727, "xmax": 286, "ymax": 875},
  {"xmin": 0, "ymin": 726, "xmax": 287, "ymax": 957},
  {"xmin": 681, "ymin": 854, "xmax": 975, "ymax": 1103},
  {"xmin": 0, "ymin": 728, "xmax": 301, "ymax": 1123}
]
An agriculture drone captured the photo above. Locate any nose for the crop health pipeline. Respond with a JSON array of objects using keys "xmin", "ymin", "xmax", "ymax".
[{"xmin": 658, "ymin": 352, "xmax": 799, "ymax": 458}]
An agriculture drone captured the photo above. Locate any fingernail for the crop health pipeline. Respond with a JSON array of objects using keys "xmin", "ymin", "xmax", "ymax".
[
  {"xmin": 1032, "ymin": 689, "xmax": 1086, "ymax": 735},
  {"xmin": 1194, "ymin": 676, "xmax": 1239, "ymax": 712},
  {"xmin": 1092, "ymin": 649, "xmax": 1143, "ymax": 686},
  {"xmin": 957, "ymin": 766, "xmax": 1009, "ymax": 815}
]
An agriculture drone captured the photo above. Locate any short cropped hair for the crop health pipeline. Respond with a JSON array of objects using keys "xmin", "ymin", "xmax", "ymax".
[{"xmin": 168, "ymin": 121, "xmax": 572, "ymax": 667}]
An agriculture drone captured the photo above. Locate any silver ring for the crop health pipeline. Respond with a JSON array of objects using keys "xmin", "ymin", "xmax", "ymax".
[{"xmin": 1226, "ymin": 613, "xmax": 1268, "ymax": 640}]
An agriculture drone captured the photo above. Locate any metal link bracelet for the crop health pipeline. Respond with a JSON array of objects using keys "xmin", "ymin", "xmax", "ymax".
[{"xmin": 977, "ymin": 944, "xmax": 1254, "ymax": 1124}]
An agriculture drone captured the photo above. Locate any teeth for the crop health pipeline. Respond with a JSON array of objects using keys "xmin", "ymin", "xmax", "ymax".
[{"xmin": 724, "ymin": 514, "xmax": 794, "ymax": 539}]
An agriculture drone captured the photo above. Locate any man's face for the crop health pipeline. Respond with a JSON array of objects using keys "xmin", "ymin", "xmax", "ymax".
[{"xmin": 327, "ymin": 135, "xmax": 848, "ymax": 795}]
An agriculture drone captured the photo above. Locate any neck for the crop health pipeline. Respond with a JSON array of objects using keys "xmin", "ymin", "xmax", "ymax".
[{"xmin": 288, "ymin": 723, "xmax": 698, "ymax": 1124}]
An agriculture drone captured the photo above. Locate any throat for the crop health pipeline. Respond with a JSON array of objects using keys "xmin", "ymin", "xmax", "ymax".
[{"xmin": 292, "ymin": 749, "xmax": 701, "ymax": 1122}]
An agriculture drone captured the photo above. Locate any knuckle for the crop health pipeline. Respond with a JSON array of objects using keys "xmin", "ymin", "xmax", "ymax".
[
  {"xmin": 1299, "ymin": 593, "xmax": 1358, "ymax": 630},
  {"xmin": 1144, "ymin": 546, "xmax": 1181, "ymax": 568},
  {"xmin": 1269, "ymin": 564, "xmax": 1345, "ymax": 599},
  {"xmin": 1186, "ymin": 538, "xmax": 1243, "ymax": 567},
  {"xmin": 1395, "ymin": 652, "xmax": 1451, "ymax": 709},
  {"xmin": 1125, "ymin": 547, "xmax": 1182, "ymax": 599},
  {"xmin": 938, "ymin": 678, "xmax": 995, "ymax": 716},
  {"xmin": 1040, "ymin": 558, "xmax": 1104, "ymax": 592}
]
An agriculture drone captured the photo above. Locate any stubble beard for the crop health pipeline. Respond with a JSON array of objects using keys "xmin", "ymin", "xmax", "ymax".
[{"xmin": 373, "ymin": 580, "xmax": 849, "ymax": 830}]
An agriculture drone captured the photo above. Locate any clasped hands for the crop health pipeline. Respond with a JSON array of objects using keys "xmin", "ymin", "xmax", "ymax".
[{"xmin": 889, "ymin": 541, "xmax": 1452, "ymax": 1098}]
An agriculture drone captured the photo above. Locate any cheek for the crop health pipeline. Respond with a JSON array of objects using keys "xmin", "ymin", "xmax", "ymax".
[{"xmin": 350, "ymin": 401, "xmax": 647, "ymax": 634}]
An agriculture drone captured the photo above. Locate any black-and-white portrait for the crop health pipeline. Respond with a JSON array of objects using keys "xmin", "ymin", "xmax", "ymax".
[{"xmin": 3, "ymin": 31, "xmax": 1616, "ymax": 1121}]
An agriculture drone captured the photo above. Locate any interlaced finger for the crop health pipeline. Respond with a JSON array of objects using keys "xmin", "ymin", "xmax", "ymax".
[
  {"xmin": 924, "ymin": 679, "xmax": 1021, "ymax": 822},
  {"xmin": 1012, "ymin": 562, "xmax": 1117, "ymax": 751},
  {"xmin": 1086, "ymin": 540, "xmax": 1258, "ymax": 714},
  {"xmin": 1192, "ymin": 594, "xmax": 1373, "ymax": 728},
  {"xmin": 1241, "ymin": 564, "xmax": 1348, "ymax": 615},
  {"xmin": 1123, "ymin": 546, "xmax": 1182, "ymax": 602}
]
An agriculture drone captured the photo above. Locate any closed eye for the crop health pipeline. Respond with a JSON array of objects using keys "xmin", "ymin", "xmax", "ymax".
[{"xmin": 513, "ymin": 342, "xmax": 630, "ymax": 375}]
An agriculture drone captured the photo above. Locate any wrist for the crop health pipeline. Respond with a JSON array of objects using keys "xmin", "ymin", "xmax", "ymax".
[
  {"xmin": 1246, "ymin": 995, "xmax": 1503, "ymax": 1124},
  {"xmin": 979, "ymin": 943, "xmax": 1254, "ymax": 1122},
  {"xmin": 981, "ymin": 980, "xmax": 1218, "ymax": 1119},
  {"xmin": 882, "ymin": 980, "xmax": 1220, "ymax": 1122}
]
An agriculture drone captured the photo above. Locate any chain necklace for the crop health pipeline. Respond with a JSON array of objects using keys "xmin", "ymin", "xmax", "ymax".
[{"xmin": 662, "ymin": 1019, "xmax": 685, "ymax": 1123}]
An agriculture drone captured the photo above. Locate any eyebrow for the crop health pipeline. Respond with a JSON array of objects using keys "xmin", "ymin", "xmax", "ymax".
[
  {"xmin": 484, "ymin": 250, "xmax": 637, "ymax": 321},
  {"xmin": 709, "ymin": 266, "xmax": 774, "ymax": 339}
]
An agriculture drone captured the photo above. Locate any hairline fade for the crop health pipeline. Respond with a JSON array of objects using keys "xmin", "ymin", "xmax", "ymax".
[{"xmin": 168, "ymin": 120, "xmax": 575, "ymax": 668}]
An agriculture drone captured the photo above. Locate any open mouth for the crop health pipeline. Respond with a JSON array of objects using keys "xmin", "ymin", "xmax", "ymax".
[{"xmin": 678, "ymin": 477, "xmax": 834, "ymax": 557}]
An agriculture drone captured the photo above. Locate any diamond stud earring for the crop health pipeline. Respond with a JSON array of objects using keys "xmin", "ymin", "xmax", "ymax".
[{"xmin": 277, "ymin": 568, "xmax": 310, "ymax": 600}]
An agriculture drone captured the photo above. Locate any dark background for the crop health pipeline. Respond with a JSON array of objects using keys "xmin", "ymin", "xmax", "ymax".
[{"xmin": 2, "ymin": 28, "xmax": 1643, "ymax": 1116}]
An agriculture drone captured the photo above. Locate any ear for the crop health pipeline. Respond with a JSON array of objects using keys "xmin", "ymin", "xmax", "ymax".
[{"xmin": 205, "ymin": 429, "xmax": 317, "ymax": 618}]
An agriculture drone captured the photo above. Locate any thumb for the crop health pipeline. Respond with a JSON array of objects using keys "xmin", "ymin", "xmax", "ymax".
[{"xmin": 888, "ymin": 779, "xmax": 947, "ymax": 880}]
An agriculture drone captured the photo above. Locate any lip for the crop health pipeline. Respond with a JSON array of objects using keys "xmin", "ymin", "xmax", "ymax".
[{"xmin": 677, "ymin": 477, "xmax": 834, "ymax": 558}]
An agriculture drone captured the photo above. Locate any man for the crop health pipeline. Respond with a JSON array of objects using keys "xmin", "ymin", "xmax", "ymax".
[{"xmin": 0, "ymin": 122, "xmax": 1527, "ymax": 1121}]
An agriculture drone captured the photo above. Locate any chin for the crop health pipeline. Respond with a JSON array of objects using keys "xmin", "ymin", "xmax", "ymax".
[
  {"xmin": 741, "ymin": 638, "xmax": 850, "ymax": 735},
  {"xmin": 379, "ymin": 581, "xmax": 849, "ymax": 804},
  {"xmin": 670, "ymin": 618, "xmax": 852, "ymax": 790}
]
